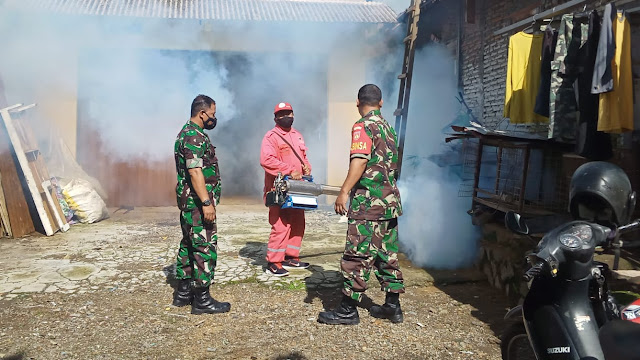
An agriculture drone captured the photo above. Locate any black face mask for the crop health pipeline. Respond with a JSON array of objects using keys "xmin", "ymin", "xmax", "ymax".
[
  {"xmin": 203, "ymin": 116, "xmax": 217, "ymax": 130},
  {"xmin": 276, "ymin": 116, "xmax": 294, "ymax": 129}
]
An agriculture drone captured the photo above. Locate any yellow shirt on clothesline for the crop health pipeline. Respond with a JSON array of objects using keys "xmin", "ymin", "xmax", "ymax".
[
  {"xmin": 598, "ymin": 12, "xmax": 634, "ymax": 133},
  {"xmin": 504, "ymin": 31, "xmax": 548, "ymax": 124}
]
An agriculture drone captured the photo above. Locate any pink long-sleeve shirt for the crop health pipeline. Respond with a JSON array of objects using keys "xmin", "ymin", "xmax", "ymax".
[{"xmin": 260, "ymin": 126, "xmax": 312, "ymax": 195}]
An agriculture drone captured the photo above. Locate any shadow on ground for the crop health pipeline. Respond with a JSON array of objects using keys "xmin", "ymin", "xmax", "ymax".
[
  {"xmin": 162, "ymin": 264, "xmax": 178, "ymax": 287},
  {"xmin": 1, "ymin": 352, "xmax": 26, "ymax": 360},
  {"xmin": 239, "ymin": 241, "xmax": 268, "ymax": 269},
  {"xmin": 302, "ymin": 264, "xmax": 342, "ymax": 310},
  {"xmin": 161, "ymin": 264, "xmax": 182, "ymax": 304},
  {"xmin": 272, "ymin": 351, "xmax": 307, "ymax": 360},
  {"xmin": 434, "ymin": 281, "xmax": 511, "ymax": 337},
  {"xmin": 394, "ymin": 248, "xmax": 510, "ymax": 337},
  {"xmin": 302, "ymin": 262, "xmax": 381, "ymax": 312}
]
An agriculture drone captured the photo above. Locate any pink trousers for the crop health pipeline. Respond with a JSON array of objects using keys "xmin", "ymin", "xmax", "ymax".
[{"xmin": 266, "ymin": 207, "xmax": 305, "ymax": 263}]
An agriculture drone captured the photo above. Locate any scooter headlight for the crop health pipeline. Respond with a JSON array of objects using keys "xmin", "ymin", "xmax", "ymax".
[{"xmin": 559, "ymin": 224, "xmax": 592, "ymax": 249}]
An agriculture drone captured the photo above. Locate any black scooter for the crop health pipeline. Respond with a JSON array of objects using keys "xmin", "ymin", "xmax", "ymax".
[{"xmin": 500, "ymin": 211, "xmax": 640, "ymax": 360}]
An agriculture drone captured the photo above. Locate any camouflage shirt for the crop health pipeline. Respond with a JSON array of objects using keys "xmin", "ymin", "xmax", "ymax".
[
  {"xmin": 348, "ymin": 109, "xmax": 402, "ymax": 220},
  {"xmin": 174, "ymin": 121, "xmax": 221, "ymax": 211}
]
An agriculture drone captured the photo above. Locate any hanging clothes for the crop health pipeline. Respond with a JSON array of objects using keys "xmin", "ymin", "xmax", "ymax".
[
  {"xmin": 576, "ymin": 11, "xmax": 613, "ymax": 160},
  {"xmin": 534, "ymin": 26, "xmax": 558, "ymax": 118},
  {"xmin": 549, "ymin": 12, "xmax": 599, "ymax": 142},
  {"xmin": 592, "ymin": 3, "xmax": 617, "ymax": 94},
  {"xmin": 504, "ymin": 31, "xmax": 548, "ymax": 124},
  {"xmin": 597, "ymin": 11, "xmax": 634, "ymax": 133}
]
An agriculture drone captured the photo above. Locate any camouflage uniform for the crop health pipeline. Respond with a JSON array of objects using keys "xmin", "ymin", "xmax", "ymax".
[
  {"xmin": 341, "ymin": 109, "xmax": 404, "ymax": 301},
  {"xmin": 548, "ymin": 12, "xmax": 597, "ymax": 142},
  {"xmin": 174, "ymin": 121, "xmax": 221, "ymax": 288}
]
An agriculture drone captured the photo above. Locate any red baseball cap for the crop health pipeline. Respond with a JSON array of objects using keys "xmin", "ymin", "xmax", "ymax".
[{"xmin": 274, "ymin": 102, "xmax": 293, "ymax": 114}]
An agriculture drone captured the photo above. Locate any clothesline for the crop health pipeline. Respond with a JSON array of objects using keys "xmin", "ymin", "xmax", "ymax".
[{"xmin": 494, "ymin": 0, "xmax": 640, "ymax": 36}]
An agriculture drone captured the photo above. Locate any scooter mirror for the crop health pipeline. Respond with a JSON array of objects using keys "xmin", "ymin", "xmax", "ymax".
[{"xmin": 505, "ymin": 211, "xmax": 530, "ymax": 235}]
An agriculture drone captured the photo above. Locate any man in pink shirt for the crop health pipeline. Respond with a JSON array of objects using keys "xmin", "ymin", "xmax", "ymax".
[{"xmin": 260, "ymin": 102, "xmax": 312, "ymax": 276}]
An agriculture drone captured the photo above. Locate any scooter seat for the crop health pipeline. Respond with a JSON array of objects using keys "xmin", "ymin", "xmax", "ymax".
[{"xmin": 599, "ymin": 320, "xmax": 640, "ymax": 360}]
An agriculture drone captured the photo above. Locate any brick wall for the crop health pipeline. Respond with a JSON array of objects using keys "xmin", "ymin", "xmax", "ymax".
[
  {"xmin": 461, "ymin": 0, "xmax": 542, "ymax": 129},
  {"xmin": 460, "ymin": 0, "xmax": 485, "ymax": 121}
]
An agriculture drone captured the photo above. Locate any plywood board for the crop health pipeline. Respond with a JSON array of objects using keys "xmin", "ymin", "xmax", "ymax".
[
  {"xmin": 12, "ymin": 109, "xmax": 67, "ymax": 233},
  {"xmin": 0, "ymin": 79, "xmax": 35, "ymax": 237},
  {"xmin": 0, "ymin": 105, "xmax": 54, "ymax": 235},
  {"xmin": 0, "ymin": 172, "xmax": 13, "ymax": 237},
  {"xmin": 0, "ymin": 148, "xmax": 38, "ymax": 237}
]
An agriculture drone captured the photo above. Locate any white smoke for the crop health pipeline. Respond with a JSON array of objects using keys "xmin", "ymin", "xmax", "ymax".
[
  {"xmin": 0, "ymin": 5, "xmax": 388, "ymax": 197},
  {"xmin": 80, "ymin": 48, "xmax": 236, "ymax": 162},
  {"xmin": 0, "ymin": 2, "xmax": 480, "ymax": 267},
  {"xmin": 397, "ymin": 44, "xmax": 480, "ymax": 269}
]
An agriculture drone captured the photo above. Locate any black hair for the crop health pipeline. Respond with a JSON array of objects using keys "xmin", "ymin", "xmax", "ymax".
[
  {"xmin": 190, "ymin": 94, "xmax": 216, "ymax": 117},
  {"xmin": 357, "ymin": 84, "xmax": 382, "ymax": 106}
]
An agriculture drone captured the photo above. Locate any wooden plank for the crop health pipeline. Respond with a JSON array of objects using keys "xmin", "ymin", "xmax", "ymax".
[
  {"xmin": 395, "ymin": 0, "xmax": 421, "ymax": 179},
  {"xmin": 495, "ymin": 147, "xmax": 503, "ymax": 194},
  {"xmin": 42, "ymin": 180, "xmax": 70, "ymax": 232},
  {"xmin": 0, "ymin": 160, "xmax": 38, "ymax": 235},
  {"xmin": 471, "ymin": 140, "xmax": 484, "ymax": 200},
  {"xmin": 9, "ymin": 106, "xmax": 60, "ymax": 234},
  {"xmin": 465, "ymin": 0, "xmax": 476, "ymax": 24},
  {"xmin": 0, "ymin": 76, "xmax": 35, "ymax": 237},
  {"xmin": 11, "ymin": 108, "xmax": 68, "ymax": 233},
  {"xmin": 475, "ymin": 188, "xmax": 504, "ymax": 200},
  {"xmin": 0, "ymin": 171, "xmax": 13, "ymax": 237},
  {"xmin": 474, "ymin": 197, "xmax": 556, "ymax": 217},
  {"xmin": 0, "ymin": 105, "xmax": 54, "ymax": 236},
  {"xmin": 518, "ymin": 146, "xmax": 531, "ymax": 213}
]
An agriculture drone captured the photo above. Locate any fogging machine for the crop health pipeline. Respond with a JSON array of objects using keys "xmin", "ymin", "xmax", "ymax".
[{"xmin": 265, "ymin": 173, "xmax": 341, "ymax": 210}]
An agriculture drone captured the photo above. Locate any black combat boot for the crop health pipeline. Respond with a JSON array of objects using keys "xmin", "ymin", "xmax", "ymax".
[
  {"xmin": 317, "ymin": 295, "xmax": 360, "ymax": 325},
  {"xmin": 172, "ymin": 279, "xmax": 193, "ymax": 307},
  {"xmin": 369, "ymin": 292, "xmax": 403, "ymax": 323},
  {"xmin": 191, "ymin": 286, "xmax": 231, "ymax": 315}
]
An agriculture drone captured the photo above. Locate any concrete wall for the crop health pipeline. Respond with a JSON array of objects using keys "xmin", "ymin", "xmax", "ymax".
[{"xmin": 327, "ymin": 52, "xmax": 366, "ymax": 189}]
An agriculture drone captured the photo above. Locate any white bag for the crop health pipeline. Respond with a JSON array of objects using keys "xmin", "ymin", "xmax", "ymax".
[{"xmin": 62, "ymin": 179, "xmax": 109, "ymax": 224}]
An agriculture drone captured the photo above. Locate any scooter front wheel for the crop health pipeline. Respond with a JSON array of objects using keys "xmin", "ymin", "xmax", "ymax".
[{"xmin": 501, "ymin": 322, "xmax": 536, "ymax": 360}]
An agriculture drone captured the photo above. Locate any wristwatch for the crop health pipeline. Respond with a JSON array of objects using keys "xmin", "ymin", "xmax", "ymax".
[{"xmin": 202, "ymin": 199, "xmax": 212, "ymax": 206}]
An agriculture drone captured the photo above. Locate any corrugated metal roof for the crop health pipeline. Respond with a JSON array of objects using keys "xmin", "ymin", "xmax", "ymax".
[{"xmin": 3, "ymin": 0, "xmax": 398, "ymax": 23}]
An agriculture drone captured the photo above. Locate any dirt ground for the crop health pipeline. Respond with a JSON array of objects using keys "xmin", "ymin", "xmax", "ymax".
[{"xmin": 0, "ymin": 201, "xmax": 511, "ymax": 360}]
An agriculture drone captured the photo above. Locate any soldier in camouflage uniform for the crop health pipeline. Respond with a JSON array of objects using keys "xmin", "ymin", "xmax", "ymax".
[
  {"xmin": 318, "ymin": 84, "xmax": 404, "ymax": 326},
  {"xmin": 172, "ymin": 94, "xmax": 230, "ymax": 315}
]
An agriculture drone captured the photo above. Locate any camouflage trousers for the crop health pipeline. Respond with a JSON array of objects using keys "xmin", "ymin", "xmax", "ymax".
[
  {"xmin": 548, "ymin": 12, "xmax": 596, "ymax": 142},
  {"xmin": 175, "ymin": 208, "xmax": 218, "ymax": 288},
  {"xmin": 341, "ymin": 218, "xmax": 405, "ymax": 301}
]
